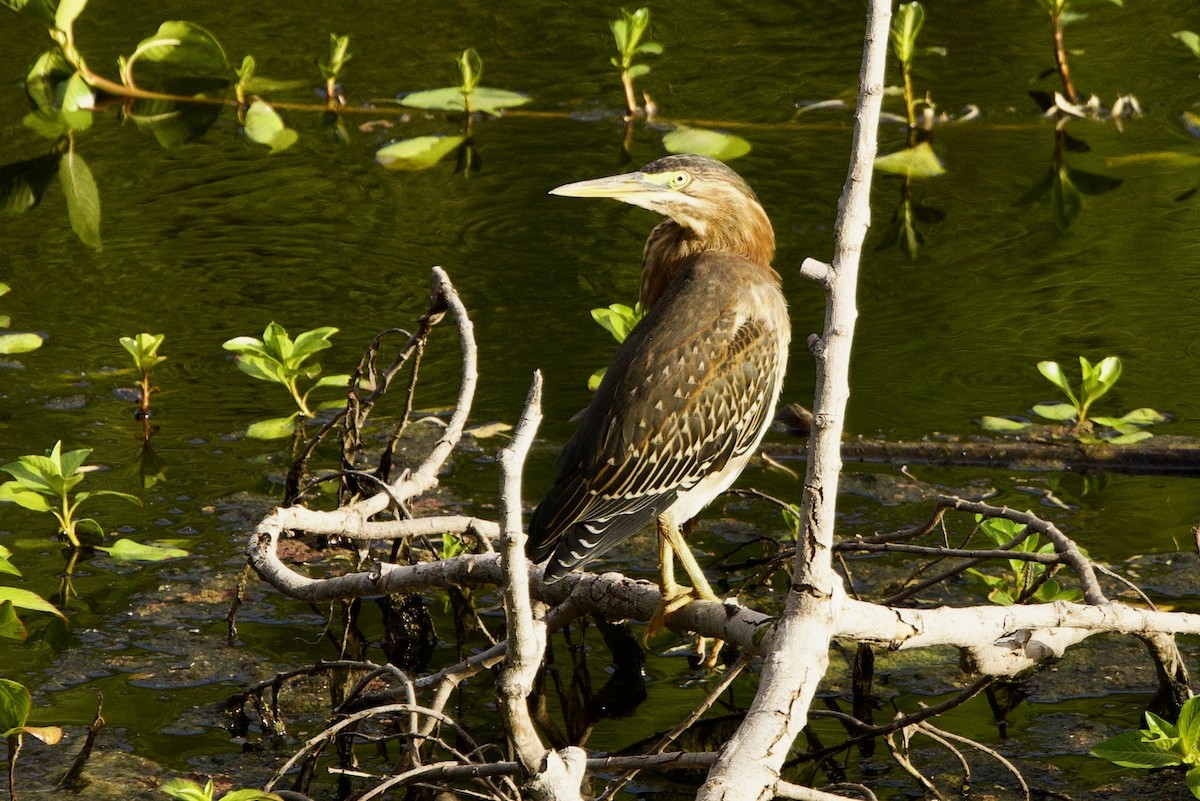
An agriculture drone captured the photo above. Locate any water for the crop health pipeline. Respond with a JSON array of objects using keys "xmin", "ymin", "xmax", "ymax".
[{"xmin": 2, "ymin": 0, "xmax": 1200, "ymax": 797}]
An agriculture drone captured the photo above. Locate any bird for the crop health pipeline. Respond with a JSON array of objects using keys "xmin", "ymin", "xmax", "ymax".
[{"xmin": 527, "ymin": 153, "xmax": 790, "ymax": 614}]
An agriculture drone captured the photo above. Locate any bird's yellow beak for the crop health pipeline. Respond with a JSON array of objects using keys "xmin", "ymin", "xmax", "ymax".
[{"xmin": 549, "ymin": 171, "xmax": 655, "ymax": 200}]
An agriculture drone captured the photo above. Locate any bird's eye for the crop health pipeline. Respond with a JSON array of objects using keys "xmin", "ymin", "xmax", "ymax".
[{"xmin": 670, "ymin": 172, "xmax": 690, "ymax": 189}]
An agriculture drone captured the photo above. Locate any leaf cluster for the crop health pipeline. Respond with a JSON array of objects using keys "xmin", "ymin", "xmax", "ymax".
[
  {"xmin": 161, "ymin": 778, "xmax": 283, "ymax": 801},
  {"xmin": 1092, "ymin": 696, "xmax": 1200, "ymax": 799},
  {"xmin": 587, "ymin": 302, "xmax": 643, "ymax": 390},
  {"xmin": 982, "ymin": 356, "xmax": 1166, "ymax": 444},
  {"xmin": 610, "ymin": 7, "xmax": 662, "ymax": 79},
  {"xmin": 119, "ymin": 331, "xmax": 166, "ymax": 375},
  {"xmin": 964, "ymin": 515, "xmax": 1082, "ymax": 605},
  {"xmin": 223, "ymin": 323, "xmax": 350, "ymax": 436}
]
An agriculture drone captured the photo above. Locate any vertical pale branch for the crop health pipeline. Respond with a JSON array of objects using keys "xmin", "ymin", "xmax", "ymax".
[
  {"xmin": 697, "ymin": 2, "xmax": 892, "ymax": 800},
  {"xmin": 496, "ymin": 371, "xmax": 586, "ymax": 801}
]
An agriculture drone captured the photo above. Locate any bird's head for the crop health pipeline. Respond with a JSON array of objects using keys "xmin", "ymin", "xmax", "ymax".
[{"xmin": 550, "ymin": 154, "xmax": 769, "ymax": 246}]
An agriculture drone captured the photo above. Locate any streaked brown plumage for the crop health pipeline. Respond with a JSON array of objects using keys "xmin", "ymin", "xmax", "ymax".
[{"xmin": 528, "ymin": 154, "xmax": 789, "ymax": 599}]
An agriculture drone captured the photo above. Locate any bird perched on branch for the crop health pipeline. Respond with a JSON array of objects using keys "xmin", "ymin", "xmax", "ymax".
[{"xmin": 527, "ymin": 154, "xmax": 790, "ymax": 615}]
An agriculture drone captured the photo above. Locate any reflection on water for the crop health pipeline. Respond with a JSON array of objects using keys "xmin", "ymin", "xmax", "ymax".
[{"xmin": 2, "ymin": 0, "xmax": 1200, "ymax": 796}]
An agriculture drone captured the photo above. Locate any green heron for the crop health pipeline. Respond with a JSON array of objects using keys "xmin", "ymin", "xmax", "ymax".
[{"xmin": 528, "ymin": 154, "xmax": 789, "ymax": 611}]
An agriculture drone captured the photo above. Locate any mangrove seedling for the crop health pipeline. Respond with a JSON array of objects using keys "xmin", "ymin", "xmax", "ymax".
[
  {"xmin": 0, "ymin": 441, "xmax": 140, "ymax": 549},
  {"xmin": 120, "ymin": 332, "xmax": 165, "ymax": 438},
  {"xmin": 1035, "ymin": 0, "xmax": 1124, "ymax": 105},
  {"xmin": 1091, "ymin": 694, "xmax": 1200, "ymax": 799},
  {"xmin": 160, "ymin": 777, "xmax": 283, "ymax": 801},
  {"xmin": 2, "ymin": 677, "xmax": 64, "ymax": 792},
  {"xmin": 610, "ymin": 7, "xmax": 662, "ymax": 117},
  {"xmin": 223, "ymin": 323, "xmax": 350, "ymax": 439},
  {"xmin": 981, "ymin": 356, "xmax": 1166, "ymax": 443},
  {"xmin": 317, "ymin": 33, "xmax": 351, "ymax": 107},
  {"xmin": 587, "ymin": 301, "xmax": 643, "ymax": 390},
  {"xmin": 964, "ymin": 515, "xmax": 1082, "ymax": 605}
]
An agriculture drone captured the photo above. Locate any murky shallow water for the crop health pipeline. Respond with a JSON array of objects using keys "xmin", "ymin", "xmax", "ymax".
[{"xmin": 3, "ymin": 0, "xmax": 1200, "ymax": 797}]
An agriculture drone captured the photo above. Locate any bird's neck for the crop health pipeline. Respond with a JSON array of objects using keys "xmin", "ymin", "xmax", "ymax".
[{"xmin": 640, "ymin": 208, "xmax": 777, "ymax": 309}]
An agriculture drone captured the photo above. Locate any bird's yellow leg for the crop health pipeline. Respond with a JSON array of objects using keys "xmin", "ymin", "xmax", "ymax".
[{"xmin": 661, "ymin": 520, "xmax": 718, "ymax": 602}]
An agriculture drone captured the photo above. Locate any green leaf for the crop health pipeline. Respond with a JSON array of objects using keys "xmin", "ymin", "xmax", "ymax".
[
  {"xmin": 160, "ymin": 778, "xmax": 216, "ymax": 801},
  {"xmin": 0, "ymin": 679, "xmax": 31, "ymax": 731},
  {"xmin": 980, "ymin": 415, "xmax": 1030, "ymax": 432},
  {"xmin": 662, "ymin": 126, "xmax": 752, "ymax": 162},
  {"xmin": 398, "ymin": 87, "xmax": 529, "ymax": 115},
  {"xmin": 119, "ymin": 332, "xmax": 166, "ymax": 372},
  {"xmin": 587, "ymin": 367, "xmax": 606, "ymax": 391},
  {"xmin": 1091, "ymin": 730, "xmax": 1185, "ymax": 768},
  {"xmin": 0, "ymin": 549, "xmax": 18, "ymax": 577},
  {"xmin": 376, "ymin": 135, "xmax": 466, "ymax": 171},
  {"xmin": 232, "ymin": 354, "xmax": 287, "ymax": 385},
  {"xmin": 59, "ymin": 147, "xmax": 102, "ymax": 250},
  {"xmin": 77, "ymin": 489, "xmax": 142, "ymax": 507},
  {"xmin": 96, "ymin": 538, "xmax": 188, "ymax": 562},
  {"xmin": 1175, "ymin": 31, "xmax": 1200, "ymax": 58},
  {"xmin": 1032, "ymin": 402, "xmax": 1078, "ymax": 422},
  {"xmin": 311, "ymin": 373, "xmax": 350, "ymax": 390},
  {"xmin": 590, "ymin": 303, "xmax": 642, "ymax": 342},
  {"xmin": 1119, "ymin": 408, "xmax": 1167, "ymax": 426},
  {"xmin": 0, "ymin": 332, "xmax": 45, "ymax": 354},
  {"xmin": 289, "ymin": 326, "xmax": 337, "ymax": 361},
  {"xmin": 130, "ymin": 21, "xmax": 228, "ymax": 77},
  {"xmin": 456, "ymin": 48, "xmax": 482, "ymax": 93},
  {"xmin": 890, "ymin": 2, "xmax": 926, "ymax": 64},
  {"xmin": 627, "ymin": 63, "xmax": 651, "ymax": 80},
  {"xmin": 1187, "ymin": 765, "xmax": 1200, "ymax": 799},
  {"xmin": 0, "ymin": 483, "xmax": 54, "ymax": 512},
  {"xmin": 873, "ymin": 142, "xmax": 945, "ymax": 178},
  {"xmin": 0, "ymin": 587, "xmax": 65, "ymax": 620},
  {"xmin": 1108, "ymin": 431, "xmax": 1153, "ymax": 445},
  {"xmin": 243, "ymin": 100, "xmax": 297, "ymax": 153},
  {"xmin": 60, "ymin": 72, "xmax": 93, "ymax": 112},
  {"xmin": 0, "ymin": 602, "xmax": 25, "ymax": 640},
  {"xmin": 246, "ymin": 414, "xmax": 299, "ymax": 440},
  {"xmin": 54, "ymin": 0, "xmax": 87, "ymax": 32},
  {"xmin": 1177, "ymin": 697, "xmax": 1200, "ymax": 756},
  {"xmin": 23, "ymin": 49, "xmax": 73, "ymax": 112},
  {"xmin": 1036, "ymin": 360, "xmax": 1077, "ymax": 403},
  {"xmin": 221, "ymin": 791, "xmax": 285, "ymax": 801}
]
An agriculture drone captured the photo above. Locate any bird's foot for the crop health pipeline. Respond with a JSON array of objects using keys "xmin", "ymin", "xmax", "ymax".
[{"xmin": 643, "ymin": 583, "xmax": 726, "ymax": 670}]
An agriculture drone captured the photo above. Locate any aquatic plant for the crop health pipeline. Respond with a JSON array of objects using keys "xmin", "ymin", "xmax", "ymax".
[
  {"xmin": 964, "ymin": 516, "xmax": 1082, "ymax": 605},
  {"xmin": 1035, "ymin": 0, "xmax": 1124, "ymax": 104},
  {"xmin": 1092, "ymin": 695, "xmax": 1200, "ymax": 799},
  {"xmin": 318, "ymin": 33, "xmax": 351, "ymax": 107},
  {"xmin": 223, "ymin": 323, "xmax": 350, "ymax": 439},
  {"xmin": 981, "ymin": 356, "xmax": 1166, "ymax": 443},
  {"xmin": 119, "ymin": 332, "xmax": 165, "ymax": 439},
  {"xmin": 610, "ymin": 7, "xmax": 662, "ymax": 117},
  {"xmin": 587, "ymin": 301, "xmax": 643, "ymax": 389},
  {"xmin": 0, "ymin": 441, "xmax": 140, "ymax": 549}
]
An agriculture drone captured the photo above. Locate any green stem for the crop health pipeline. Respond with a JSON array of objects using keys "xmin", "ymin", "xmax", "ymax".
[
  {"xmin": 58, "ymin": 496, "xmax": 80, "ymax": 548},
  {"xmin": 289, "ymin": 380, "xmax": 313, "ymax": 418},
  {"xmin": 620, "ymin": 69, "xmax": 638, "ymax": 117}
]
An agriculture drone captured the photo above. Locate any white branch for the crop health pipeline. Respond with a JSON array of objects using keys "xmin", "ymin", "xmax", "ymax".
[{"xmin": 698, "ymin": 3, "xmax": 892, "ymax": 799}]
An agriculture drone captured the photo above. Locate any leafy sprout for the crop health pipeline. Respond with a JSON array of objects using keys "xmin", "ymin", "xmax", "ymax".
[
  {"xmin": 1092, "ymin": 695, "xmax": 1200, "ymax": 799},
  {"xmin": 610, "ymin": 7, "xmax": 662, "ymax": 117},
  {"xmin": 587, "ymin": 302, "xmax": 643, "ymax": 390},
  {"xmin": 317, "ymin": 33, "xmax": 351, "ymax": 106},
  {"xmin": 0, "ymin": 441, "xmax": 140, "ymax": 549},
  {"xmin": 981, "ymin": 356, "xmax": 1166, "ymax": 444},
  {"xmin": 223, "ymin": 323, "xmax": 350, "ymax": 439},
  {"xmin": 120, "ymin": 332, "xmax": 166, "ymax": 439},
  {"xmin": 160, "ymin": 777, "xmax": 284, "ymax": 801},
  {"xmin": 964, "ymin": 515, "xmax": 1082, "ymax": 606}
]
